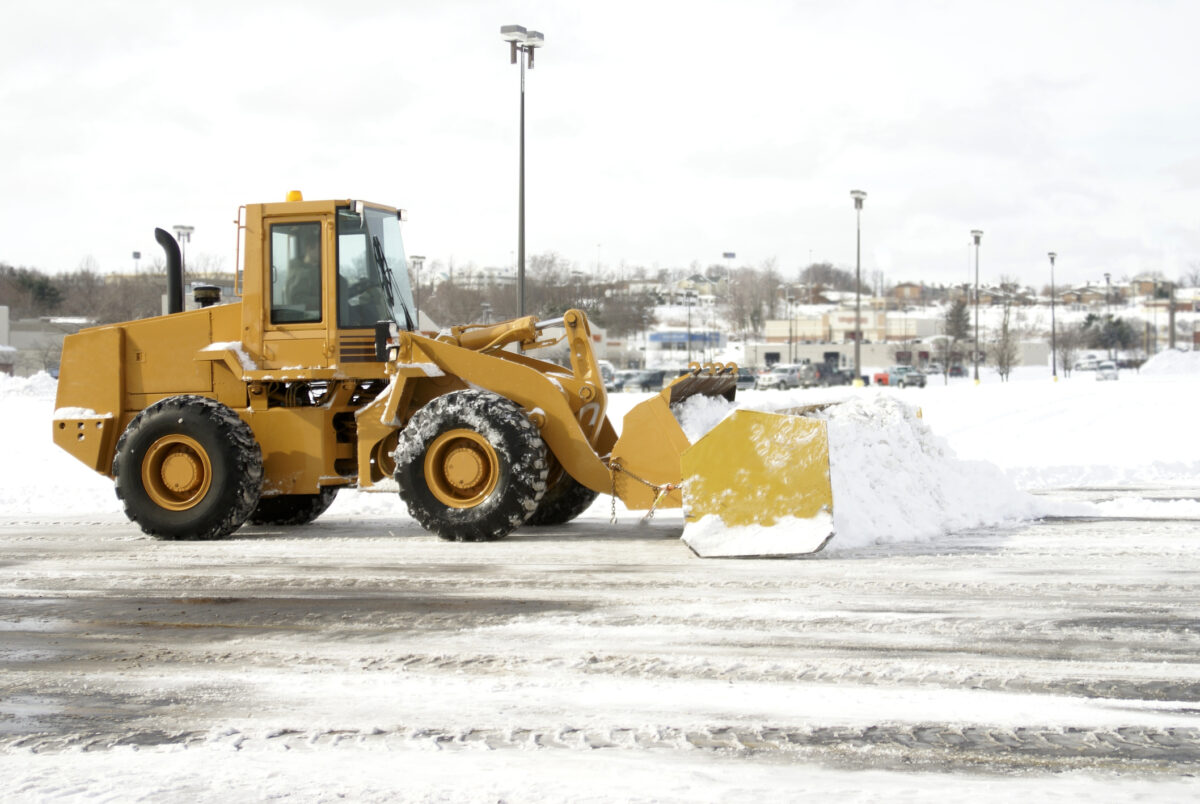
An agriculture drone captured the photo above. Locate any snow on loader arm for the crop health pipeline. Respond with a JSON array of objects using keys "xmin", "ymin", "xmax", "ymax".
[{"xmin": 608, "ymin": 375, "xmax": 834, "ymax": 558}]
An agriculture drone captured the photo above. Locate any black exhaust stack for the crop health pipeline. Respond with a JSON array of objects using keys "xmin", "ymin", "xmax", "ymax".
[{"xmin": 155, "ymin": 227, "xmax": 184, "ymax": 314}]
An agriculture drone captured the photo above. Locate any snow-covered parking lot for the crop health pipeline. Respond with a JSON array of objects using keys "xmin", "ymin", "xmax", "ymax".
[{"xmin": 2, "ymin": 355, "xmax": 1199, "ymax": 800}]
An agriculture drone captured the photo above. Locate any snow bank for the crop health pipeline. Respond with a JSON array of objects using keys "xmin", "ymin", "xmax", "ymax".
[
  {"xmin": 0, "ymin": 370, "xmax": 58, "ymax": 398},
  {"xmin": 673, "ymin": 393, "xmax": 1046, "ymax": 554},
  {"xmin": 1140, "ymin": 348, "xmax": 1200, "ymax": 375},
  {"xmin": 0, "ymin": 375, "xmax": 120, "ymax": 516},
  {"xmin": 912, "ymin": 371, "xmax": 1200, "ymax": 489},
  {"xmin": 818, "ymin": 396, "xmax": 1044, "ymax": 549}
]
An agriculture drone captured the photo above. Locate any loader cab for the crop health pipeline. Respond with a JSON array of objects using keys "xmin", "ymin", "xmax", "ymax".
[{"xmin": 251, "ymin": 198, "xmax": 415, "ymax": 374}]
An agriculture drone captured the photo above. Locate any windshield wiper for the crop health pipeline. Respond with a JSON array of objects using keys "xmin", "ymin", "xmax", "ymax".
[{"xmin": 372, "ymin": 235, "xmax": 414, "ymax": 332}]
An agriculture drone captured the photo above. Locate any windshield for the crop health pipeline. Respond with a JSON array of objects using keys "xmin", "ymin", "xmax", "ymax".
[{"xmin": 336, "ymin": 205, "xmax": 416, "ymax": 330}]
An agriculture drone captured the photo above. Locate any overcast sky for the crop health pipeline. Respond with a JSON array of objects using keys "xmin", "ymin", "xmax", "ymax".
[{"xmin": 3, "ymin": 0, "xmax": 1199, "ymax": 289}]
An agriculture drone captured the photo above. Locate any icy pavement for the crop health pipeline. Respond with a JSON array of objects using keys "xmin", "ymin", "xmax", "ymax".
[{"xmin": 2, "ymin": 499, "xmax": 1199, "ymax": 800}]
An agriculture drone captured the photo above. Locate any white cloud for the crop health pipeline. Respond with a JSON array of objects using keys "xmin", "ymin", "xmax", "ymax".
[{"xmin": 2, "ymin": 0, "xmax": 1199, "ymax": 288}]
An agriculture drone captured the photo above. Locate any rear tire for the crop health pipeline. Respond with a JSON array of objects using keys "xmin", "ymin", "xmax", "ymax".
[
  {"xmin": 394, "ymin": 390, "xmax": 548, "ymax": 542},
  {"xmin": 526, "ymin": 473, "xmax": 599, "ymax": 526},
  {"xmin": 249, "ymin": 488, "xmax": 339, "ymax": 526},
  {"xmin": 113, "ymin": 395, "xmax": 262, "ymax": 541}
]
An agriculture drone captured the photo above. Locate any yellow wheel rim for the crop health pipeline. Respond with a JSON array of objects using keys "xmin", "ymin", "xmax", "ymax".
[
  {"xmin": 142, "ymin": 434, "xmax": 213, "ymax": 511},
  {"xmin": 374, "ymin": 430, "xmax": 401, "ymax": 479},
  {"xmin": 424, "ymin": 429, "xmax": 499, "ymax": 509}
]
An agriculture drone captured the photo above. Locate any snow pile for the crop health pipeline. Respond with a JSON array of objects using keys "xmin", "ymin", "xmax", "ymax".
[
  {"xmin": 673, "ymin": 392, "xmax": 1046, "ymax": 554},
  {"xmin": 914, "ymin": 369, "xmax": 1200, "ymax": 489},
  {"xmin": 0, "ymin": 372, "xmax": 121, "ymax": 516},
  {"xmin": 817, "ymin": 396, "xmax": 1045, "ymax": 549},
  {"xmin": 1140, "ymin": 348, "xmax": 1200, "ymax": 375},
  {"xmin": 0, "ymin": 370, "xmax": 58, "ymax": 398}
]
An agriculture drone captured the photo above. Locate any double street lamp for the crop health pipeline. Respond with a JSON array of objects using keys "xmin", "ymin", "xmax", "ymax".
[
  {"xmin": 850, "ymin": 190, "xmax": 866, "ymax": 381},
  {"xmin": 172, "ymin": 224, "xmax": 194, "ymax": 273},
  {"xmin": 500, "ymin": 24, "xmax": 545, "ymax": 317},
  {"xmin": 409, "ymin": 254, "xmax": 425, "ymax": 326},
  {"xmin": 971, "ymin": 229, "xmax": 983, "ymax": 382}
]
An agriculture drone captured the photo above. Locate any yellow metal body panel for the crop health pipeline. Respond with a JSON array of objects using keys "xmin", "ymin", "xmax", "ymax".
[
  {"xmin": 52, "ymin": 415, "xmax": 117, "ymax": 474},
  {"xmin": 680, "ymin": 409, "xmax": 832, "ymax": 527},
  {"xmin": 123, "ymin": 310, "xmax": 214, "ymax": 396},
  {"xmin": 55, "ymin": 326, "xmax": 124, "ymax": 421},
  {"xmin": 608, "ymin": 390, "xmax": 689, "ymax": 510},
  {"xmin": 246, "ymin": 406, "xmax": 345, "ymax": 496},
  {"xmin": 52, "ymin": 304, "xmax": 248, "ymax": 479}
]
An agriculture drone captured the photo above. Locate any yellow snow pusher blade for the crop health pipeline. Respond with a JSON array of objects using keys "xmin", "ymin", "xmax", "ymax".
[
  {"xmin": 607, "ymin": 370, "xmax": 834, "ymax": 558},
  {"xmin": 680, "ymin": 408, "xmax": 833, "ymax": 557}
]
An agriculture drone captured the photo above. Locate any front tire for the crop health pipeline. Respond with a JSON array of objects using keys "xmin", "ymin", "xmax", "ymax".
[
  {"xmin": 394, "ymin": 390, "xmax": 548, "ymax": 542},
  {"xmin": 113, "ymin": 396, "xmax": 262, "ymax": 540}
]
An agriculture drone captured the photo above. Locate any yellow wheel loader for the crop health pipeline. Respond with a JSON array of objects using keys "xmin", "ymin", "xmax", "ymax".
[{"xmin": 52, "ymin": 194, "xmax": 835, "ymax": 555}]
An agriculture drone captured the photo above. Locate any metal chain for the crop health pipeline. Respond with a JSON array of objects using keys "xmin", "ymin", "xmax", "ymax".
[{"xmin": 606, "ymin": 460, "xmax": 678, "ymax": 524}]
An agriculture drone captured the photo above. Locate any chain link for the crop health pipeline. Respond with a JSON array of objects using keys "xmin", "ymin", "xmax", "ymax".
[{"xmin": 606, "ymin": 460, "xmax": 678, "ymax": 524}]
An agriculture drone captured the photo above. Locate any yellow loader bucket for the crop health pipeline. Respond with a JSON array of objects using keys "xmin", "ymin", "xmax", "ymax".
[{"xmin": 680, "ymin": 410, "xmax": 834, "ymax": 557}]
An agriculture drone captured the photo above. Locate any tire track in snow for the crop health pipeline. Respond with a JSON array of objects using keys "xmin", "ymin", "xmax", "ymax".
[{"xmin": 5, "ymin": 724, "xmax": 1200, "ymax": 773}]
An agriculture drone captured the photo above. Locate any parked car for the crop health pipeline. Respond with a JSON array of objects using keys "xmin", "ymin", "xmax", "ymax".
[
  {"xmin": 735, "ymin": 366, "xmax": 757, "ymax": 390},
  {"xmin": 948, "ymin": 365, "xmax": 966, "ymax": 377},
  {"xmin": 1074, "ymin": 358, "xmax": 1100, "ymax": 372},
  {"xmin": 598, "ymin": 360, "xmax": 616, "ymax": 390},
  {"xmin": 610, "ymin": 369, "xmax": 640, "ymax": 391},
  {"xmin": 926, "ymin": 362, "xmax": 944, "ymax": 376},
  {"xmin": 1095, "ymin": 360, "xmax": 1119, "ymax": 381},
  {"xmin": 872, "ymin": 365, "xmax": 925, "ymax": 388},
  {"xmin": 894, "ymin": 367, "xmax": 926, "ymax": 388},
  {"xmin": 622, "ymin": 369, "xmax": 667, "ymax": 392},
  {"xmin": 756, "ymin": 363, "xmax": 815, "ymax": 390},
  {"xmin": 812, "ymin": 363, "xmax": 851, "ymax": 386}
]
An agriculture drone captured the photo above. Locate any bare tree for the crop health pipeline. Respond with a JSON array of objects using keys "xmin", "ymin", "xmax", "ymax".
[
  {"xmin": 594, "ymin": 291, "xmax": 657, "ymax": 338},
  {"xmin": 989, "ymin": 299, "xmax": 1020, "ymax": 381},
  {"xmin": 799, "ymin": 262, "xmax": 859, "ymax": 292},
  {"xmin": 1180, "ymin": 262, "xmax": 1200, "ymax": 288},
  {"xmin": 1055, "ymin": 322, "xmax": 1085, "ymax": 377}
]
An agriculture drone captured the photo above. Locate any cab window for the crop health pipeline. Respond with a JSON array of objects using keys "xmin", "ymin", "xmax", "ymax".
[{"xmin": 270, "ymin": 222, "xmax": 322, "ymax": 324}]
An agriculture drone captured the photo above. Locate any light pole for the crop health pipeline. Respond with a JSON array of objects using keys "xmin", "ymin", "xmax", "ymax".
[
  {"xmin": 850, "ymin": 190, "xmax": 866, "ymax": 382},
  {"xmin": 172, "ymin": 224, "xmax": 194, "ymax": 275},
  {"xmin": 409, "ymin": 255, "xmax": 425, "ymax": 326},
  {"xmin": 500, "ymin": 24, "xmax": 544, "ymax": 317},
  {"xmin": 1048, "ymin": 252, "xmax": 1057, "ymax": 379},
  {"xmin": 1104, "ymin": 272, "xmax": 1111, "ymax": 314},
  {"xmin": 971, "ymin": 229, "xmax": 983, "ymax": 382},
  {"xmin": 1152, "ymin": 278, "xmax": 1160, "ymax": 356},
  {"xmin": 685, "ymin": 289, "xmax": 695, "ymax": 366},
  {"xmin": 786, "ymin": 294, "xmax": 795, "ymax": 363}
]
